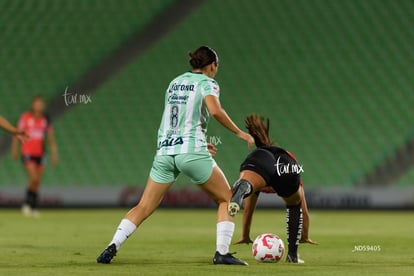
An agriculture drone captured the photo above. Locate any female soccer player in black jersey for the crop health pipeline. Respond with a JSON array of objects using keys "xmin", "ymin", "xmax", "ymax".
[{"xmin": 228, "ymin": 114, "xmax": 318, "ymax": 263}]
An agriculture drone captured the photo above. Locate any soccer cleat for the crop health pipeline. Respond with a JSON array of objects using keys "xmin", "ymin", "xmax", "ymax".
[
  {"xmin": 31, "ymin": 209, "xmax": 40, "ymax": 218},
  {"xmin": 97, "ymin": 244, "xmax": 117, "ymax": 264},
  {"xmin": 21, "ymin": 204, "xmax": 39, "ymax": 218},
  {"xmin": 227, "ymin": 202, "xmax": 240, "ymax": 217},
  {"xmin": 286, "ymin": 253, "xmax": 305, "ymax": 264},
  {"xmin": 213, "ymin": 251, "xmax": 248, "ymax": 266},
  {"xmin": 228, "ymin": 180, "xmax": 252, "ymax": 216},
  {"xmin": 21, "ymin": 204, "xmax": 32, "ymax": 217}
]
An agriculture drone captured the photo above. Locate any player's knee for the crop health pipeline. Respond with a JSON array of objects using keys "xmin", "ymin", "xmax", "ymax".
[
  {"xmin": 285, "ymin": 198, "xmax": 301, "ymax": 207},
  {"xmin": 211, "ymin": 193, "xmax": 230, "ymax": 205},
  {"xmin": 221, "ymin": 189, "xmax": 232, "ymax": 202},
  {"xmin": 29, "ymin": 179, "xmax": 40, "ymax": 188}
]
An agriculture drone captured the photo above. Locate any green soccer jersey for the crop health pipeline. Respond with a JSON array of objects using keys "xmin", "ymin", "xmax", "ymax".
[{"xmin": 156, "ymin": 72, "xmax": 220, "ymax": 155}]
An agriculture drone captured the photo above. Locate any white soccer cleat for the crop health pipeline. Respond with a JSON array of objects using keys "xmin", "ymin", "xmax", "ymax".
[
  {"xmin": 21, "ymin": 204, "xmax": 40, "ymax": 218},
  {"xmin": 286, "ymin": 253, "xmax": 305, "ymax": 264},
  {"xmin": 21, "ymin": 204, "xmax": 32, "ymax": 217},
  {"xmin": 31, "ymin": 209, "xmax": 40, "ymax": 218}
]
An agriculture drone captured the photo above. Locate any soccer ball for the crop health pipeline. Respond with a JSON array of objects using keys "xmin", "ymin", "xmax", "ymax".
[{"xmin": 252, "ymin": 233, "xmax": 285, "ymax": 263}]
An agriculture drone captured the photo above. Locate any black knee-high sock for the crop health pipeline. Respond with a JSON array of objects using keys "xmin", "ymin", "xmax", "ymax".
[
  {"xmin": 286, "ymin": 203, "xmax": 303, "ymax": 258},
  {"xmin": 25, "ymin": 190, "xmax": 38, "ymax": 209}
]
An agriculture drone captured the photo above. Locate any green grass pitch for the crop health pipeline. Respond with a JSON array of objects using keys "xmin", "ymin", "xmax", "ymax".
[{"xmin": 0, "ymin": 209, "xmax": 413, "ymax": 275}]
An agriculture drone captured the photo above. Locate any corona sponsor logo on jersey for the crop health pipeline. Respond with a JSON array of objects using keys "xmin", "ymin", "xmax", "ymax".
[{"xmin": 169, "ymin": 83, "xmax": 195, "ymax": 92}]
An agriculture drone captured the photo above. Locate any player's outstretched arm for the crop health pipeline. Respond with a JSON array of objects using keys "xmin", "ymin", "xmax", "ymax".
[
  {"xmin": 47, "ymin": 128, "xmax": 58, "ymax": 166},
  {"xmin": 234, "ymin": 192, "xmax": 259, "ymax": 244},
  {"xmin": 1, "ymin": 116, "xmax": 20, "ymax": 135},
  {"xmin": 0, "ymin": 116, "xmax": 29, "ymax": 142},
  {"xmin": 11, "ymin": 136, "xmax": 20, "ymax": 160},
  {"xmin": 204, "ymin": 95, "xmax": 254, "ymax": 148},
  {"xmin": 299, "ymin": 185, "xmax": 318, "ymax": 245}
]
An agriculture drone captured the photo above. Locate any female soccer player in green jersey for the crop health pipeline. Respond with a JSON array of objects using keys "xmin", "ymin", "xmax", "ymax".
[{"xmin": 97, "ymin": 46, "xmax": 254, "ymax": 265}]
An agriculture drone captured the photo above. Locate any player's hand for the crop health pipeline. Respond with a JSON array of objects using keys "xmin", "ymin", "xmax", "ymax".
[
  {"xmin": 15, "ymin": 130, "xmax": 29, "ymax": 143},
  {"xmin": 233, "ymin": 237, "xmax": 253, "ymax": 245},
  {"xmin": 300, "ymin": 237, "xmax": 319, "ymax": 245},
  {"xmin": 237, "ymin": 131, "xmax": 254, "ymax": 149},
  {"xmin": 207, "ymin": 143, "xmax": 217, "ymax": 156}
]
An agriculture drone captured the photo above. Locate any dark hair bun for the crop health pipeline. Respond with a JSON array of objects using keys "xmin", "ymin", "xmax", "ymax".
[
  {"xmin": 189, "ymin": 46, "xmax": 218, "ymax": 69},
  {"xmin": 189, "ymin": 52, "xmax": 203, "ymax": 68}
]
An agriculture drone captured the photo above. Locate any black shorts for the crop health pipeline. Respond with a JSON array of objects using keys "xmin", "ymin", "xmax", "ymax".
[
  {"xmin": 240, "ymin": 148, "xmax": 300, "ymax": 198},
  {"xmin": 22, "ymin": 155, "xmax": 44, "ymax": 166}
]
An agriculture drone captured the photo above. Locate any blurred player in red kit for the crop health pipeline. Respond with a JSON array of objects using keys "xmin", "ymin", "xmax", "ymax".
[{"xmin": 11, "ymin": 96, "xmax": 58, "ymax": 217}]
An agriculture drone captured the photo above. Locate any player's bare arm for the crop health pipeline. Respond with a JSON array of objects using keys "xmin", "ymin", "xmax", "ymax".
[
  {"xmin": 47, "ymin": 128, "xmax": 58, "ymax": 166},
  {"xmin": 234, "ymin": 192, "xmax": 259, "ymax": 245},
  {"xmin": 299, "ymin": 186, "xmax": 318, "ymax": 245},
  {"xmin": 204, "ymin": 95, "xmax": 254, "ymax": 148},
  {"xmin": 0, "ymin": 115, "xmax": 19, "ymax": 134},
  {"xmin": 0, "ymin": 116, "xmax": 29, "ymax": 141},
  {"xmin": 11, "ymin": 136, "xmax": 20, "ymax": 160}
]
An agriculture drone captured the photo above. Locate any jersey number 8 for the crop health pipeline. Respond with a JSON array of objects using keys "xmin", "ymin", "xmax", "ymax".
[{"xmin": 170, "ymin": 105, "xmax": 179, "ymax": 128}]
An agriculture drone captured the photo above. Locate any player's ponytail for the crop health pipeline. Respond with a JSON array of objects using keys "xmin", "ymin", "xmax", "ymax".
[
  {"xmin": 189, "ymin": 46, "xmax": 218, "ymax": 69},
  {"xmin": 245, "ymin": 114, "xmax": 274, "ymax": 148}
]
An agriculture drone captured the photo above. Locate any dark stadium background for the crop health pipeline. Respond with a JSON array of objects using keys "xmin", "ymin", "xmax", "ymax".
[{"xmin": 0, "ymin": 0, "xmax": 413, "ymax": 209}]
